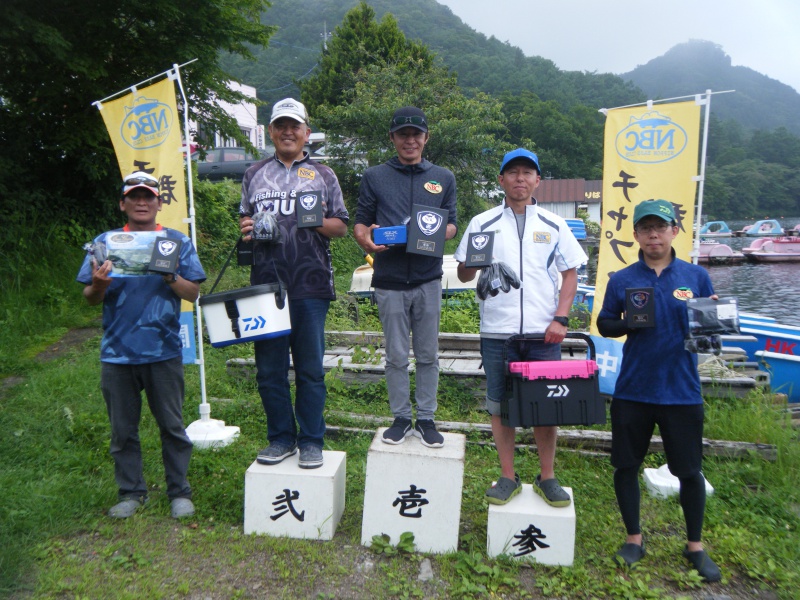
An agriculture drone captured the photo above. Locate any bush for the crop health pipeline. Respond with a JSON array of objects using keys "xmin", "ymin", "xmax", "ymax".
[{"xmin": 193, "ymin": 178, "xmax": 242, "ymax": 267}]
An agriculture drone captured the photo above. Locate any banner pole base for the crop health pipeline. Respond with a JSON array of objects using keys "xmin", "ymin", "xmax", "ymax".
[{"xmin": 186, "ymin": 402, "xmax": 240, "ymax": 449}]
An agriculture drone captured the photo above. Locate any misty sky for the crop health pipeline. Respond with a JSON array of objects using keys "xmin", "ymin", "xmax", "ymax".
[{"xmin": 437, "ymin": 0, "xmax": 800, "ymax": 94}]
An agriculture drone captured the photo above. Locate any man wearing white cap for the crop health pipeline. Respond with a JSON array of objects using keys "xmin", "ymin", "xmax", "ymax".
[
  {"xmin": 239, "ymin": 98, "xmax": 349, "ymax": 469},
  {"xmin": 77, "ymin": 171, "xmax": 206, "ymax": 519}
]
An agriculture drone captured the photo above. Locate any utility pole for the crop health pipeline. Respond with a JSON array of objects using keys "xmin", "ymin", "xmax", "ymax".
[{"xmin": 320, "ymin": 21, "xmax": 332, "ymax": 51}]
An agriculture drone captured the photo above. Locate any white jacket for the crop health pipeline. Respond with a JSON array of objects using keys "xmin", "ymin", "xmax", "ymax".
[{"xmin": 454, "ymin": 202, "xmax": 587, "ymax": 335}]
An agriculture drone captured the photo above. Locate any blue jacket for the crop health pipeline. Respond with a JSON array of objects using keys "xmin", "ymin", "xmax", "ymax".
[{"xmin": 598, "ymin": 252, "xmax": 714, "ymax": 405}]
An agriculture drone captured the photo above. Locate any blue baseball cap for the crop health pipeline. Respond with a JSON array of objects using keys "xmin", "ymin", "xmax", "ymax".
[
  {"xmin": 633, "ymin": 199, "xmax": 676, "ymax": 226},
  {"xmin": 500, "ymin": 148, "xmax": 541, "ymax": 174}
]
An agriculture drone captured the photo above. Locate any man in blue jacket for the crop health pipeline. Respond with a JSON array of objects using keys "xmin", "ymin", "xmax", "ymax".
[
  {"xmin": 354, "ymin": 107, "xmax": 457, "ymax": 447},
  {"xmin": 597, "ymin": 199, "xmax": 721, "ymax": 582}
]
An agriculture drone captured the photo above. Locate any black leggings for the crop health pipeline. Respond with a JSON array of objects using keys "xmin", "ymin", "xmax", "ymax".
[{"xmin": 614, "ymin": 466, "xmax": 706, "ymax": 542}]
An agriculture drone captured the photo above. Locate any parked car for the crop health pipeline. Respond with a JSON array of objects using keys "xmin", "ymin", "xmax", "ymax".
[{"xmin": 192, "ymin": 147, "xmax": 272, "ymax": 182}]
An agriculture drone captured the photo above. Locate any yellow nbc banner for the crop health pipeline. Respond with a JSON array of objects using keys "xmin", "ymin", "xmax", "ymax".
[
  {"xmin": 589, "ymin": 100, "xmax": 701, "ymax": 394},
  {"xmin": 97, "ymin": 76, "xmax": 197, "ymax": 363},
  {"xmin": 591, "ymin": 101, "xmax": 701, "ymax": 331}
]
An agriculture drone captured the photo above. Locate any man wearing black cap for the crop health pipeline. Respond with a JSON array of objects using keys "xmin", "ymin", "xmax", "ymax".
[
  {"xmin": 77, "ymin": 171, "xmax": 206, "ymax": 519},
  {"xmin": 354, "ymin": 107, "xmax": 457, "ymax": 447},
  {"xmin": 454, "ymin": 148, "xmax": 586, "ymax": 508},
  {"xmin": 597, "ymin": 199, "xmax": 721, "ymax": 582}
]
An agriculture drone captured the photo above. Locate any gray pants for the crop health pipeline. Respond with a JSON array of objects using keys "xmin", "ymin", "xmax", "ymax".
[
  {"xmin": 101, "ymin": 357, "xmax": 193, "ymax": 501},
  {"xmin": 374, "ymin": 279, "xmax": 441, "ymax": 421}
]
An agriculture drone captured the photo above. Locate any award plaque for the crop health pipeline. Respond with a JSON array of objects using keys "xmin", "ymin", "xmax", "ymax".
[
  {"xmin": 148, "ymin": 237, "xmax": 182, "ymax": 275},
  {"xmin": 295, "ymin": 191, "xmax": 324, "ymax": 228},
  {"xmin": 626, "ymin": 287, "xmax": 655, "ymax": 328},
  {"xmin": 464, "ymin": 231, "xmax": 495, "ymax": 268},
  {"xmin": 406, "ymin": 204, "xmax": 448, "ymax": 258}
]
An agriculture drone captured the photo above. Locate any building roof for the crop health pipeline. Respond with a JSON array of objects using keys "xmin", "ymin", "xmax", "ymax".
[{"xmin": 536, "ymin": 179, "xmax": 602, "ymax": 204}]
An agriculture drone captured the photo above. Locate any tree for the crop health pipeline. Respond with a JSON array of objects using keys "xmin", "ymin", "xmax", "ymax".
[
  {"xmin": 317, "ymin": 60, "xmax": 509, "ymax": 226},
  {"xmin": 299, "ymin": 1, "xmax": 434, "ymax": 119},
  {"xmin": 0, "ymin": 0, "xmax": 274, "ymax": 232}
]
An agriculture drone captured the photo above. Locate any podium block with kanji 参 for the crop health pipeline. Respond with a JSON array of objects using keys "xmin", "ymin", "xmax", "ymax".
[
  {"xmin": 243, "ymin": 451, "xmax": 346, "ymax": 540},
  {"xmin": 487, "ymin": 483, "xmax": 575, "ymax": 565},
  {"xmin": 360, "ymin": 429, "xmax": 465, "ymax": 553}
]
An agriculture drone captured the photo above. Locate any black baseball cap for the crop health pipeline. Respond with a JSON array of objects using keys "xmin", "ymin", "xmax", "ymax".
[{"xmin": 390, "ymin": 106, "xmax": 428, "ymax": 133}]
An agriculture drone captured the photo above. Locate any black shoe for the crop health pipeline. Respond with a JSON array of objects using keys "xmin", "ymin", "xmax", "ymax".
[
  {"xmin": 486, "ymin": 473, "xmax": 522, "ymax": 505},
  {"xmin": 298, "ymin": 445, "xmax": 323, "ymax": 469},
  {"xmin": 382, "ymin": 417, "xmax": 413, "ymax": 444},
  {"xmin": 615, "ymin": 540, "xmax": 646, "ymax": 566},
  {"xmin": 256, "ymin": 442, "xmax": 297, "ymax": 465},
  {"xmin": 533, "ymin": 474, "xmax": 571, "ymax": 507},
  {"xmin": 414, "ymin": 419, "xmax": 444, "ymax": 448},
  {"xmin": 683, "ymin": 547, "xmax": 721, "ymax": 582}
]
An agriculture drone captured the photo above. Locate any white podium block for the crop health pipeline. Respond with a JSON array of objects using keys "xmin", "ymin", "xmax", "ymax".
[
  {"xmin": 643, "ymin": 464, "xmax": 714, "ymax": 499},
  {"xmin": 361, "ymin": 429, "xmax": 465, "ymax": 554},
  {"xmin": 244, "ymin": 451, "xmax": 345, "ymax": 540},
  {"xmin": 487, "ymin": 484, "xmax": 575, "ymax": 566}
]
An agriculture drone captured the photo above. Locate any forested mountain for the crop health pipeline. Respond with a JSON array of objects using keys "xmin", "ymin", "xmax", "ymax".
[
  {"xmin": 223, "ymin": 0, "xmax": 645, "ymax": 121},
  {"xmin": 221, "ymin": 0, "xmax": 800, "ymax": 217},
  {"xmin": 622, "ymin": 40, "xmax": 800, "ymax": 136}
]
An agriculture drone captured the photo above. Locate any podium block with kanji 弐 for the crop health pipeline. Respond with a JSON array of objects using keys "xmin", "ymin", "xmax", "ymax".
[
  {"xmin": 243, "ymin": 451, "xmax": 346, "ymax": 540},
  {"xmin": 487, "ymin": 483, "xmax": 575, "ymax": 566},
  {"xmin": 360, "ymin": 429, "xmax": 465, "ymax": 554}
]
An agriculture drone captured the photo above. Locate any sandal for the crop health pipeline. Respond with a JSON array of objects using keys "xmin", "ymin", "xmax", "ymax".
[
  {"xmin": 486, "ymin": 473, "xmax": 522, "ymax": 505},
  {"xmin": 533, "ymin": 474, "xmax": 572, "ymax": 507}
]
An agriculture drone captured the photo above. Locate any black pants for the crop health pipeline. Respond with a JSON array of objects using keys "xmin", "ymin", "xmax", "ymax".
[{"xmin": 610, "ymin": 399, "xmax": 706, "ymax": 542}]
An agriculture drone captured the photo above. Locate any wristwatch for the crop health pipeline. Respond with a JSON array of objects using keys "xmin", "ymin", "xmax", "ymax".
[
  {"xmin": 166, "ymin": 273, "xmax": 178, "ymax": 284},
  {"xmin": 552, "ymin": 316, "xmax": 569, "ymax": 327}
]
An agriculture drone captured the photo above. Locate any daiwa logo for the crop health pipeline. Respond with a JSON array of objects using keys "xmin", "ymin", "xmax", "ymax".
[
  {"xmin": 120, "ymin": 95, "xmax": 174, "ymax": 150},
  {"xmin": 615, "ymin": 110, "xmax": 688, "ymax": 164}
]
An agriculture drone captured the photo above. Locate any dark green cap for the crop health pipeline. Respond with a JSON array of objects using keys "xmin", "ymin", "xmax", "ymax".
[{"xmin": 633, "ymin": 199, "xmax": 675, "ymax": 226}]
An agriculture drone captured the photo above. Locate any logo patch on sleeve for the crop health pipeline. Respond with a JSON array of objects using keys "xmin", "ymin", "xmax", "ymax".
[{"xmin": 533, "ymin": 231, "xmax": 551, "ymax": 244}]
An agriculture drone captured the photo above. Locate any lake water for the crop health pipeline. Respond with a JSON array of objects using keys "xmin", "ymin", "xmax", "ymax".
[{"xmin": 700, "ymin": 219, "xmax": 800, "ymax": 325}]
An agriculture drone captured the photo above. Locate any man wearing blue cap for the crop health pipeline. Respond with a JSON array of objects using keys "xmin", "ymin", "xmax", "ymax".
[
  {"xmin": 455, "ymin": 148, "xmax": 587, "ymax": 507},
  {"xmin": 597, "ymin": 199, "xmax": 721, "ymax": 582}
]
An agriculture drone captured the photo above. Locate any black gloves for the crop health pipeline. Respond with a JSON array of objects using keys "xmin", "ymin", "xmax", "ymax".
[{"xmin": 476, "ymin": 262, "xmax": 521, "ymax": 301}]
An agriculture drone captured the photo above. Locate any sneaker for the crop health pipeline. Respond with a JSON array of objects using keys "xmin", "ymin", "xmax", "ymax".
[
  {"xmin": 486, "ymin": 473, "xmax": 522, "ymax": 505},
  {"xmin": 382, "ymin": 417, "xmax": 413, "ymax": 444},
  {"xmin": 298, "ymin": 445, "xmax": 324, "ymax": 469},
  {"xmin": 256, "ymin": 442, "xmax": 297, "ymax": 465},
  {"xmin": 615, "ymin": 540, "xmax": 646, "ymax": 566},
  {"xmin": 108, "ymin": 496, "xmax": 146, "ymax": 519},
  {"xmin": 414, "ymin": 420, "xmax": 444, "ymax": 448},
  {"xmin": 170, "ymin": 497, "xmax": 195, "ymax": 519},
  {"xmin": 683, "ymin": 547, "xmax": 722, "ymax": 582},
  {"xmin": 533, "ymin": 474, "xmax": 572, "ymax": 507}
]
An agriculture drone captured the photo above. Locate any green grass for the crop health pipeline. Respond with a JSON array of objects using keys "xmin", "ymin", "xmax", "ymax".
[{"xmin": 1, "ymin": 224, "xmax": 799, "ymax": 599}]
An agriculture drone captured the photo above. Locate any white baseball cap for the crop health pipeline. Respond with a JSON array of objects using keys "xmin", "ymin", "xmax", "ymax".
[{"xmin": 270, "ymin": 98, "xmax": 308, "ymax": 124}]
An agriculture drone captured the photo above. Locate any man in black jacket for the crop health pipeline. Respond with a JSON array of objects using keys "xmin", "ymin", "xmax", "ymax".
[{"xmin": 354, "ymin": 107, "xmax": 457, "ymax": 447}]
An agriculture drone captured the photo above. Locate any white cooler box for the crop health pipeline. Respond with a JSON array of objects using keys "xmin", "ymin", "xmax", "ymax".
[{"xmin": 199, "ymin": 283, "xmax": 291, "ymax": 347}]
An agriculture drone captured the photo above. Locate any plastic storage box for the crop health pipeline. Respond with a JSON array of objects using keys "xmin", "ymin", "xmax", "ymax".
[
  {"xmin": 199, "ymin": 283, "xmax": 290, "ymax": 347},
  {"xmin": 501, "ymin": 333, "xmax": 606, "ymax": 427}
]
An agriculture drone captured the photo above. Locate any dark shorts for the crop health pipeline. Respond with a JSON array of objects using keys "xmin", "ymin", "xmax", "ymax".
[
  {"xmin": 480, "ymin": 337, "xmax": 561, "ymax": 416},
  {"xmin": 610, "ymin": 398, "xmax": 704, "ymax": 477}
]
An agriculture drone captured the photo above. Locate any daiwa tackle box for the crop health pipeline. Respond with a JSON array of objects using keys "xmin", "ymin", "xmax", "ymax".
[{"xmin": 501, "ymin": 333, "xmax": 606, "ymax": 427}]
